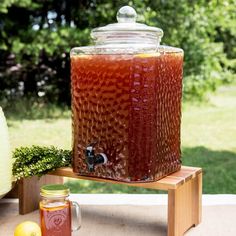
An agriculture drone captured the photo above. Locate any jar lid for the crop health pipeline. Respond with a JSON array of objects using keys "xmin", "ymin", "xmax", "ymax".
[
  {"xmin": 91, "ymin": 6, "xmax": 163, "ymax": 44},
  {"xmin": 40, "ymin": 184, "xmax": 70, "ymax": 198}
]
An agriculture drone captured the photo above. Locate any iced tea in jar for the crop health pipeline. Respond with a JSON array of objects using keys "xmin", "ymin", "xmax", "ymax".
[
  {"xmin": 40, "ymin": 184, "xmax": 81, "ymax": 236},
  {"xmin": 71, "ymin": 6, "xmax": 183, "ymax": 182}
]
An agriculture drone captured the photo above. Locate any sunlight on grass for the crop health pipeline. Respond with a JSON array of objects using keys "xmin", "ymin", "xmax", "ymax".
[
  {"xmin": 8, "ymin": 118, "xmax": 72, "ymax": 150},
  {"xmin": 182, "ymin": 85, "xmax": 236, "ymax": 152}
]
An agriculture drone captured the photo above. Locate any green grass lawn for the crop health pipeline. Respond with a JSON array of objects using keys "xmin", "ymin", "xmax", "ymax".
[{"xmin": 5, "ymin": 84, "xmax": 236, "ymax": 194}]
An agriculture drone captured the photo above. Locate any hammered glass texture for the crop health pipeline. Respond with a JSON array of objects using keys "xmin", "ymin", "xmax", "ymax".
[{"xmin": 71, "ymin": 51, "xmax": 183, "ymax": 182}]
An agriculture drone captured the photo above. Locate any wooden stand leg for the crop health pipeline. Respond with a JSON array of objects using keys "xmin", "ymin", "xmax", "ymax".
[
  {"xmin": 192, "ymin": 172, "xmax": 202, "ymax": 226},
  {"xmin": 167, "ymin": 172, "xmax": 202, "ymax": 236},
  {"xmin": 18, "ymin": 175, "xmax": 63, "ymax": 215}
]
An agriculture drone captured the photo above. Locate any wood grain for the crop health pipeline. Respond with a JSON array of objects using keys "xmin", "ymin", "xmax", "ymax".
[
  {"xmin": 49, "ymin": 166, "xmax": 202, "ymax": 190},
  {"xmin": 167, "ymin": 171, "xmax": 202, "ymax": 236}
]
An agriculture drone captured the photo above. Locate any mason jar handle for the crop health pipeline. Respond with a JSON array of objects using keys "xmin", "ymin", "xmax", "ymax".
[{"xmin": 71, "ymin": 201, "xmax": 81, "ymax": 231}]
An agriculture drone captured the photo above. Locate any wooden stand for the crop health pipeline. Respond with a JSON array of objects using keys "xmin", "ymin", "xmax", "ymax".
[{"xmin": 17, "ymin": 166, "xmax": 202, "ymax": 236}]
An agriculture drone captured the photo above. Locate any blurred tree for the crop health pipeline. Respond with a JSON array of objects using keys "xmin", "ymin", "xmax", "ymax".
[{"xmin": 0, "ymin": 0, "xmax": 235, "ymax": 107}]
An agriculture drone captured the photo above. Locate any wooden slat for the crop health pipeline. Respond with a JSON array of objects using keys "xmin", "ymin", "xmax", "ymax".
[
  {"xmin": 49, "ymin": 166, "xmax": 202, "ymax": 190},
  {"xmin": 167, "ymin": 170, "xmax": 202, "ymax": 236},
  {"xmin": 192, "ymin": 172, "xmax": 202, "ymax": 225}
]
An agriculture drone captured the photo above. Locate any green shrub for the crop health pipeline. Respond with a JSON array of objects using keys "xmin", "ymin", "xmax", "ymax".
[
  {"xmin": 0, "ymin": 0, "xmax": 235, "ymax": 104},
  {"xmin": 13, "ymin": 145, "xmax": 71, "ymax": 179}
]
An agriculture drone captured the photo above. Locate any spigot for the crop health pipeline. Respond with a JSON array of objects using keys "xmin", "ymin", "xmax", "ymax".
[{"xmin": 85, "ymin": 142, "xmax": 108, "ymax": 172}]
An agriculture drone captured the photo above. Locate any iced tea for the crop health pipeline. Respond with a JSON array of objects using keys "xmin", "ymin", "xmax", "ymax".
[
  {"xmin": 71, "ymin": 49, "xmax": 183, "ymax": 181},
  {"xmin": 40, "ymin": 200, "xmax": 71, "ymax": 236}
]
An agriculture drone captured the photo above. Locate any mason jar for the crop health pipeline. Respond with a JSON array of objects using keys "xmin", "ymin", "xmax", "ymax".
[{"xmin": 40, "ymin": 184, "xmax": 81, "ymax": 236}]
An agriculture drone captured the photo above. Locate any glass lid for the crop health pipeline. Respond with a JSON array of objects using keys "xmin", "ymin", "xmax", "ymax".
[
  {"xmin": 40, "ymin": 184, "xmax": 70, "ymax": 197},
  {"xmin": 91, "ymin": 6, "xmax": 163, "ymax": 45}
]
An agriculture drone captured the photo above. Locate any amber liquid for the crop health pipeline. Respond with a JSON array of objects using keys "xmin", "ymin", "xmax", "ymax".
[
  {"xmin": 40, "ymin": 201, "xmax": 71, "ymax": 236},
  {"xmin": 71, "ymin": 51, "xmax": 183, "ymax": 182}
]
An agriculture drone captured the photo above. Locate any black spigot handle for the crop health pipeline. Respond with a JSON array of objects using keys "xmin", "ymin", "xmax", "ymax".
[
  {"xmin": 85, "ymin": 145, "xmax": 96, "ymax": 172},
  {"xmin": 85, "ymin": 143, "xmax": 107, "ymax": 172}
]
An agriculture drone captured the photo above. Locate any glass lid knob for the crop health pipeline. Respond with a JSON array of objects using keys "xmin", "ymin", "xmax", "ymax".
[{"xmin": 116, "ymin": 6, "xmax": 137, "ymax": 23}]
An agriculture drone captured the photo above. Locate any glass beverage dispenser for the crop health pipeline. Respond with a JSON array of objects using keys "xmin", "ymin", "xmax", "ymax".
[{"xmin": 70, "ymin": 6, "xmax": 183, "ymax": 182}]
